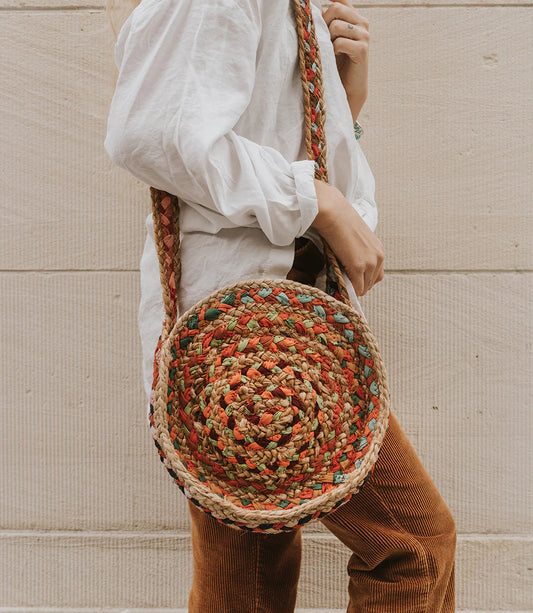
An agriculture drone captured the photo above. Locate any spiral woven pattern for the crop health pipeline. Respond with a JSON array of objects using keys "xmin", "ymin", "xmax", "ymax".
[{"xmin": 149, "ymin": 279, "xmax": 390, "ymax": 532}]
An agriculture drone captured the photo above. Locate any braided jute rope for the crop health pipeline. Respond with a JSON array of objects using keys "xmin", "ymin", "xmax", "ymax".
[{"xmin": 147, "ymin": 0, "xmax": 391, "ymax": 533}]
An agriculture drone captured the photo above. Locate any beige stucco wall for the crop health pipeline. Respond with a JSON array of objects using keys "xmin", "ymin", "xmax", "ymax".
[{"xmin": 1, "ymin": 0, "xmax": 531, "ymax": 610}]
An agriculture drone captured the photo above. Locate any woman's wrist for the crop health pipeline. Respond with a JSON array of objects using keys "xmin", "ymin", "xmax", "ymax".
[{"xmin": 311, "ymin": 179, "xmax": 349, "ymax": 232}]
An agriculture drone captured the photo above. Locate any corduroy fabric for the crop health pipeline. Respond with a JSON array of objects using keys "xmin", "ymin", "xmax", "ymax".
[
  {"xmin": 186, "ymin": 244, "xmax": 456, "ymax": 612},
  {"xmin": 187, "ymin": 410, "xmax": 456, "ymax": 613}
]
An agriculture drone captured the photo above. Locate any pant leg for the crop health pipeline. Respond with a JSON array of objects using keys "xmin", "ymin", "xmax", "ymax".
[
  {"xmin": 187, "ymin": 498, "xmax": 303, "ymax": 613},
  {"xmin": 319, "ymin": 410, "xmax": 457, "ymax": 613}
]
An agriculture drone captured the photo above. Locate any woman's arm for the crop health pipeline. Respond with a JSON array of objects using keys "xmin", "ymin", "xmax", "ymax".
[{"xmin": 104, "ymin": 0, "xmax": 318, "ymax": 247}]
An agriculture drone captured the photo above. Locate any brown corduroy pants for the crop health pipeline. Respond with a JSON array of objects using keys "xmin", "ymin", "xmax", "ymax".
[{"xmin": 187, "ymin": 239, "xmax": 457, "ymax": 612}]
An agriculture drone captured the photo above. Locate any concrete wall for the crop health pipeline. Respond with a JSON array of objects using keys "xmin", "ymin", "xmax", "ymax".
[{"xmin": 1, "ymin": 0, "xmax": 531, "ymax": 610}]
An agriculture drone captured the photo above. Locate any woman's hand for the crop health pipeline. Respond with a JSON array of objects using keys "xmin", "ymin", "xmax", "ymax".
[
  {"xmin": 321, "ymin": 0, "xmax": 370, "ymax": 122},
  {"xmin": 311, "ymin": 179, "xmax": 384, "ymax": 297}
]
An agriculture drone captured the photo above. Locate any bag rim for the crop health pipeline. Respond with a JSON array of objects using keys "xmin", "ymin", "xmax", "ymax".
[{"xmin": 149, "ymin": 276, "xmax": 391, "ymax": 531}]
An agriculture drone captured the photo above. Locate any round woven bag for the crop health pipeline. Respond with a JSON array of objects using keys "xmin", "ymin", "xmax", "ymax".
[{"xmin": 147, "ymin": 0, "xmax": 391, "ymax": 533}]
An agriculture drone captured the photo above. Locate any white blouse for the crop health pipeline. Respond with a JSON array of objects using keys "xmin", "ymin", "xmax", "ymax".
[{"xmin": 104, "ymin": 0, "xmax": 379, "ymax": 403}]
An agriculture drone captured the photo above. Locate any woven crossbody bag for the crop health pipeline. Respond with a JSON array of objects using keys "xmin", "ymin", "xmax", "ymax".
[{"xmin": 147, "ymin": 0, "xmax": 391, "ymax": 534}]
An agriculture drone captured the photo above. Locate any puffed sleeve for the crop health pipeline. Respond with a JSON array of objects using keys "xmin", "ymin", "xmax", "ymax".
[{"xmin": 104, "ymin": 0, "xmax": 319, "ymax": 247}]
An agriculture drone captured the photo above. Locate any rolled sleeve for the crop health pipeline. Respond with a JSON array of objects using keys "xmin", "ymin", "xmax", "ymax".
[
  {"xmin": 291, "ymin": 159, "xmax": 320, "ymax": 238},
  {"xmin": 104, "ymin": 0, "xmax": 319, "ymax": 247}
]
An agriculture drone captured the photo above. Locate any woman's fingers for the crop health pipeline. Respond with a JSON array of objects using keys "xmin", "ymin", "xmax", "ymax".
[
  {"xmin": 349, "ymin": 257, "xmax": 381, "ymax": 297},
  {"xmin": 364, "ymin": 259, "xmax": 384, "ymax": 296},
  {"xmin": 352, "ymin": 270, "xmax": 368, "ymax": 297},
  {"xmin": 346, "ymin": 237, "xmax": 384, "ymax": 297},
  {"xmin": 367, "ymin": 244, "xmax": 385, "ymax": 292},
  {"xmin": 322, "ymin": 0, "xmax": 370, "ymax": 33}
]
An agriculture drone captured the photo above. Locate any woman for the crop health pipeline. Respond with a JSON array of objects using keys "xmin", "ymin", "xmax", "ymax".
[{"xmin": 104, "ymin": 1, "xmax": 457, "ymax": 611}]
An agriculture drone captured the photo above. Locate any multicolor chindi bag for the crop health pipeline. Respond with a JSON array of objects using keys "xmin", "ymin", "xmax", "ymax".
[{"xmin": 147, "ymin": 0, "xmax": 391, "ymax": 533}]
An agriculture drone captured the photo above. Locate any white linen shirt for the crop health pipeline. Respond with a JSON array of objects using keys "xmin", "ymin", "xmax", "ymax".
[{"xmin": 104, "ymin": 0, "xmax": 379, "ymax": 402}]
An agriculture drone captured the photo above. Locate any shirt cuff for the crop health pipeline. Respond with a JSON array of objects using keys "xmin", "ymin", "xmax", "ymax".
[{"xmin": 291, "ymin": 159, "xmax": 320, "ymax": 238}]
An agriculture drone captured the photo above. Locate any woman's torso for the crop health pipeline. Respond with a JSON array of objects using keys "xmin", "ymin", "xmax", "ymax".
[{"xmin": 106, "ymin": 0, "xmax": 378, "ymax": 399}]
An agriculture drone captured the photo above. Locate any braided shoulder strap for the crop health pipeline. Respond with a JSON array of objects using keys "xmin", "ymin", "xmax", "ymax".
[{"xmin": 150, "ymin": 0, "xmax": 350, "ymax": 329}]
